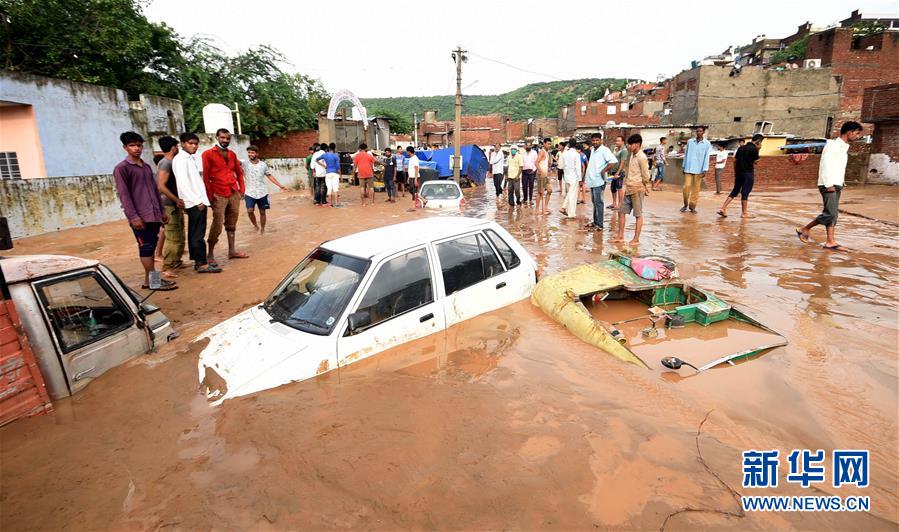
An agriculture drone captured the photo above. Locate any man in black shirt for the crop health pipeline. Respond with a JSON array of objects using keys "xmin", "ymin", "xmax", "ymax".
[{"xmin": 718, "ymin": 134, "xmax": 761, "ymax": 218}]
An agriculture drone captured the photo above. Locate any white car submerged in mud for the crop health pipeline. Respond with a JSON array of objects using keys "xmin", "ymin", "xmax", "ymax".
[
  {"xmin": 199, "ymin": 217, "xmax": 536, "ymax": 403},
  {"xmin": 419, "ymin": 180, "xmax": 465, "ymax": 209}
]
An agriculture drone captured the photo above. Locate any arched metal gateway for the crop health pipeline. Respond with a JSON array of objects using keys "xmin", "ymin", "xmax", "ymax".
[{"xmin": 327, "ymin": 89, "xmax": 369, "ymax": 129}]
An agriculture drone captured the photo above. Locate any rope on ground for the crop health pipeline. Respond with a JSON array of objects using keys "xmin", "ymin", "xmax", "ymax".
[{"xmin": 658, "ymin": 410, "xmax": 746, "ymax": 532}]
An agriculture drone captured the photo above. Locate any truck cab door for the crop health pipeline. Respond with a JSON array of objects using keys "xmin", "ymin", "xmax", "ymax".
[
  {"xmin": 337, "ymin": 246, "xmax": 446, "ymax": 369},
  {"xmin": 32, "ymin": 270, "xmax": 150, "ymax": 395}
]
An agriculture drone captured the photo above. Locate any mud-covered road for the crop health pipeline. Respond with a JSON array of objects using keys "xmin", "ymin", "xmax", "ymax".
[{"xmin": 2, "ymin": 183, "xmax": 897, "ymax": 530}]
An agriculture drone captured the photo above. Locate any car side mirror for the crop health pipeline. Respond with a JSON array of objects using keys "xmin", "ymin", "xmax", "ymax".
[{"xmin": 347, "ymin": 311, "xmax": 371, "ymax": 334}]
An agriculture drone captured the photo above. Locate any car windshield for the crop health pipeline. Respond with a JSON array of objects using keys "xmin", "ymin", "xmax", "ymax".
[
  {"xmin": 264, "ymin": 248, "xmax": 369, "ymax": 335},
  {"xmin": 420, "ymin": 183, "xmax": 461, "ymax": 200}
]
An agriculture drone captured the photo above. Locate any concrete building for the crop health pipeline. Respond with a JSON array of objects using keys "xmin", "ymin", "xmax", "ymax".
[
  {"xmin": 861, "ymin": 83, "xmax": 899, "ymax": 184},
  {"xmin": 667, "ymin": 65, "xmax": 841, "ymax": 138},
  {"xmin": 0, "ymin": 71, "xmax": 183, "ymax": 179}
]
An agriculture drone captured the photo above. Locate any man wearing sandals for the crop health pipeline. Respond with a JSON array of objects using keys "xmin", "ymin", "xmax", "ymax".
[
  {"xmin": 202, "ymin": 128, "xmax": 249, "ymax": 266},
  {"xmin": 113, "ymin": 131, "xmax": 177, "ymax": 291},
  {"xmin": 795, "ymin": 121, "xmax": 863, "ymax": 252},
  {"xmin": 173, "ymin": 133, "xmax": 221, "ymax": 274}
]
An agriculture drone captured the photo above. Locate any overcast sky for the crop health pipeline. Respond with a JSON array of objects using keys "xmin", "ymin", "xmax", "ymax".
[{"xmin": 144, "ymin": 0, "xmax": 897, "ymax": 98}]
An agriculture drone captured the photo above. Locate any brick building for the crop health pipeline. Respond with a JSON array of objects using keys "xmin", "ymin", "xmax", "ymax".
[
  {"xmin": 417, "ymin": 112, "xmax": 547, "ymax": 147},
  {"xmin": 805, "ymin": 24, "xmax": 899, "ymax": 136},
  {"xmin": 861, "ymin": 83, "xmax": 899, "ymax": 184},
  {"xmin": 558, "ymin": 83, "xmax": 668, "ymax": 136},
  {"xmin": 254, "ymin": 130, "xmax": 319, "ymax": 158}
]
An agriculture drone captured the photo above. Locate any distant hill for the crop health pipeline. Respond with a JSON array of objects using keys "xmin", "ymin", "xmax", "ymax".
[{"xmin": 361, "ymin": 78, "xmax": 629, "ymax": 121}]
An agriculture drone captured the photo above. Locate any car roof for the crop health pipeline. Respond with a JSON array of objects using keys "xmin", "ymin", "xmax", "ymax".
[
  {"xmin": 419, "ymin": 180, "xmax": 461, "ymax": 187},
  {"xmin": 0, "ymin": 255, "xmax": 100, "ymax": 284},
  {"xmin": 322, "ymin": 216, "xmax": 492, "ymax": 259}
]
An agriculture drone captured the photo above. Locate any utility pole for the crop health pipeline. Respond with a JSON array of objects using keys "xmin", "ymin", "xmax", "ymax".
[
  {"xmin": 413, "ymin": 112, "xmax": 418, "ymax": 147},
  {"xmin": 452, "ymin": 46, "xmax": 467, "ymax": 182}
]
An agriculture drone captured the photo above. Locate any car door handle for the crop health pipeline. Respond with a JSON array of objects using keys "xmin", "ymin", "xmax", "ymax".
[
  {"xmin": 420, "ymin": 313, "xmax": 434, "ymax": 323},
  {"xmin": 496, "ymin": 282, "xmax": 506, "ymax": 289}
]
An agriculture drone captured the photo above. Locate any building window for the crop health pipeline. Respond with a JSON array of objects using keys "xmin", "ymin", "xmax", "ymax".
[
  {"xmin": 607, "ymin": 105, "xmax": 616, "ymax": 115},
  {"xmin": 733, "ymin": 117, "xmax": 742, "ymax": 122},
  {"xmin": 0, "ymin": 152, "xmax": 21, "ymax": 180},
  {"xmin": 620, "ymin": 103, "xmax": 629, "ymax": 112}
]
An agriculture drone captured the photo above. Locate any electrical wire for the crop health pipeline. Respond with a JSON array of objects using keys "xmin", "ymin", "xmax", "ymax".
[{"xmin": 468, "ymin": 51, "xmax": 567, "ymax": 82}]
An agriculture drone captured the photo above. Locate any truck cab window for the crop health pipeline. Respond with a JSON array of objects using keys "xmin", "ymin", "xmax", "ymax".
[{"xmin": 37, "ymin": 274, "xmax": 133, "ymax": 352}]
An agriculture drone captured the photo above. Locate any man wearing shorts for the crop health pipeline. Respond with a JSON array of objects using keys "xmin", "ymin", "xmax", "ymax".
[
  {"xmin": 113, "ymin": 131, "xmax": 176, "ymax": 290},
  {"xmin": 316, "ymin": 143, "xmax": 342, "ymax": 207},
  {"xmin": 244, "ymin": 145, "xmax": 288, "ymax": 234},
  {"xmin": 611, "ymin": 134, "xmax": 651, "ymax": 245},
  {"xmin": 535, "ymin": 138, "xmax": 553, "ymax": 214},
  {"xmin": 353, "ymin": 143, "xmax": 376, "ymax": 206},
  {"xmin": 202, "ymin": 128, "xmax": 248, "ymax": 265},
  {"xmin": 795, "ymin": 121, "xmax": 863, "ymax": 252},
  {"xmin": 394, "ymin": 146, "xmax": 407, "ymax": 197},
  {"xmin": 609, "ymin": 136, "xmax": 627, "ymax": 209},
  {"xmin": 718, "ymin": 134, "xmax": 760, "ymax": 219}
]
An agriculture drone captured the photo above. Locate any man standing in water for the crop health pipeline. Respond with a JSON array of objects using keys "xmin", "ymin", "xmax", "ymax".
[
  {"xmin": 506, "ymin": 145, "xmax": 523, "ymax": 207},
  {"xmin": 611, "ymin": 134, "xmax": 651, "ymax": 245},
  {"xmin": 680, "ymin": 126, "xmax": 711, "ymax": 213},
  {"xmin": 609, "ymin": 136, "xmax": 627, "ymax": 210},
  {"xmin": 560, "ymin": 139, "xmax": 582, "ymax": 219},
  {"xmin": 113, "ymin": 131, "xmax": 176, "ymax": 290},
  {"xmin": 521, "ymin": 141, "xmax": 538, "ymax": 205},
  {"xmin": 202, "ymin": 128, "xmax": 248, "ymax": 265},
  {"xmin": 535, "ymin": 138, "xmax": 553, "ymax": 215},
  {"xmin": 718, "ymin": 134, "xmax": 761, "ymax": 219},
  {"xmin": 490, "ymin": 143, "xmax": 505, "ymax": 199},
  {"xmin": 584, "ymin": 133, "xmax": 617, "ymax": 230},
  {"xmin": 795, "ymin": 121, "xmax": 863, "ymax": 252},
  {"xmin": 244, "ymin": 145, "xmax": 288, "ymax": 234}
]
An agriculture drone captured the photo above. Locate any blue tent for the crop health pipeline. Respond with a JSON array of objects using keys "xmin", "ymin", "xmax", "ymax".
[{"xmin": 425, "ymin": 145, "xmax": 489, "ymax": 184}]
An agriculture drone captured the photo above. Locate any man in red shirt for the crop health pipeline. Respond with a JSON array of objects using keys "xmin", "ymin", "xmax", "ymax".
[
  {"xmin": 202, "ymin": 128, "xmax": 248, "ymax": 265},
  {"xmin": 353, "ymin": 143, "xmax": 375, "ymax": 206}
]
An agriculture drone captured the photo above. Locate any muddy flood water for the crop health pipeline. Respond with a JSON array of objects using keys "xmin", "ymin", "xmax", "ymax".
[{"xmin": 2, "ymin": 183, "xmax": 897, "ymax": 530}]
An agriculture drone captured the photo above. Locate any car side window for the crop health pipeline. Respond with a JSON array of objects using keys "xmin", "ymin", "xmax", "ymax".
[
  {"xmin": 437, "ymin": 234, "xmax": 504, "ymax": 296},
  {"xmin": 484, "ymin": 229, "xmax": 520, "ymax": 269},
  {"xmin": 37, "ymin": 273, "xmax": 133, "ymax": 353},
  {"xmin": 355, "ymin": 248, "xmax": 433, "ymax": 329}
]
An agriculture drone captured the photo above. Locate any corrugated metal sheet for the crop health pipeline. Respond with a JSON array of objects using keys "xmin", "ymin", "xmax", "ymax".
[{"xmin": 0, "ymin": 298, "xmax": 53, "ymax": 426}]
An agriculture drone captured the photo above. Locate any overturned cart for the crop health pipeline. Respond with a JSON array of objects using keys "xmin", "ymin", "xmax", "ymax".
[{"xmin": 531, "ymin": 254, "xmax": 787, "ymax": 372}]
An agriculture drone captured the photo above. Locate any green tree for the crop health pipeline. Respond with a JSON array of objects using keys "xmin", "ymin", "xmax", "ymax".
[
  {"xmin": 770, "ymin": 35, "xmax": 809, "ymax": 64},
  {"xmin": 368, "ymin": 108, "xmax": 412, "ymax": 134},
  {"xmin": 1, "ymin": 0, "xmax": 182, "ymax": 98}
]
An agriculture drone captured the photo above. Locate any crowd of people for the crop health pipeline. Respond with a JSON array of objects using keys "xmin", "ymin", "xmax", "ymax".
[
  {"xmin": 487, "ymin": 120, "xmax": 863, "ymax": 249},
  {"xmin": 112, "ymin": 120, "xmax": 863, "ymax": 290}
]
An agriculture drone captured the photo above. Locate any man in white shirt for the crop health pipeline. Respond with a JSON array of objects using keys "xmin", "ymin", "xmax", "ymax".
[
  {"xmin": 406, "ymin": 146, "xmax": 421, "ymax": 209},
  {"xmin": 171, "ymin": 132, "xmax": 220, "ymax": 273},
  {"xmin": 714, "ymin": 143, "xmax": 728, "ymax": 194},
  {"xmin": 521, "ymin": 141, "xmax": 538, "ymax": 205},
  {"xmin": 560, "ymin": 139, "xmax": 582, "ymax": 219},
  {"xmin": 795, "ymin": 121, "xmax": 863, "ymax": 252},
  {"xmin": 489, "ymin": 143, "xmax": 505, "ymax": 199},
  {"xmin": 311, "ymin": 144, "xmax": 327, "ymax": 206}
]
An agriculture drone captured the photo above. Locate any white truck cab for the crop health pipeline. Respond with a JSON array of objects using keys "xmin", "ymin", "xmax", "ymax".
[
  {"xmin": 199, "ymin": 217, "xmax": 536, "ymax": 403},
  {"xmin": 1, "ymin": 255, "xmax": 176, "ymax": 402}
]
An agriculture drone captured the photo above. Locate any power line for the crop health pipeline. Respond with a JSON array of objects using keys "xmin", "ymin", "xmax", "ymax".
[{"xmin": 468, "ymin": 51, "xmax": 566, "ymax": 82}]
